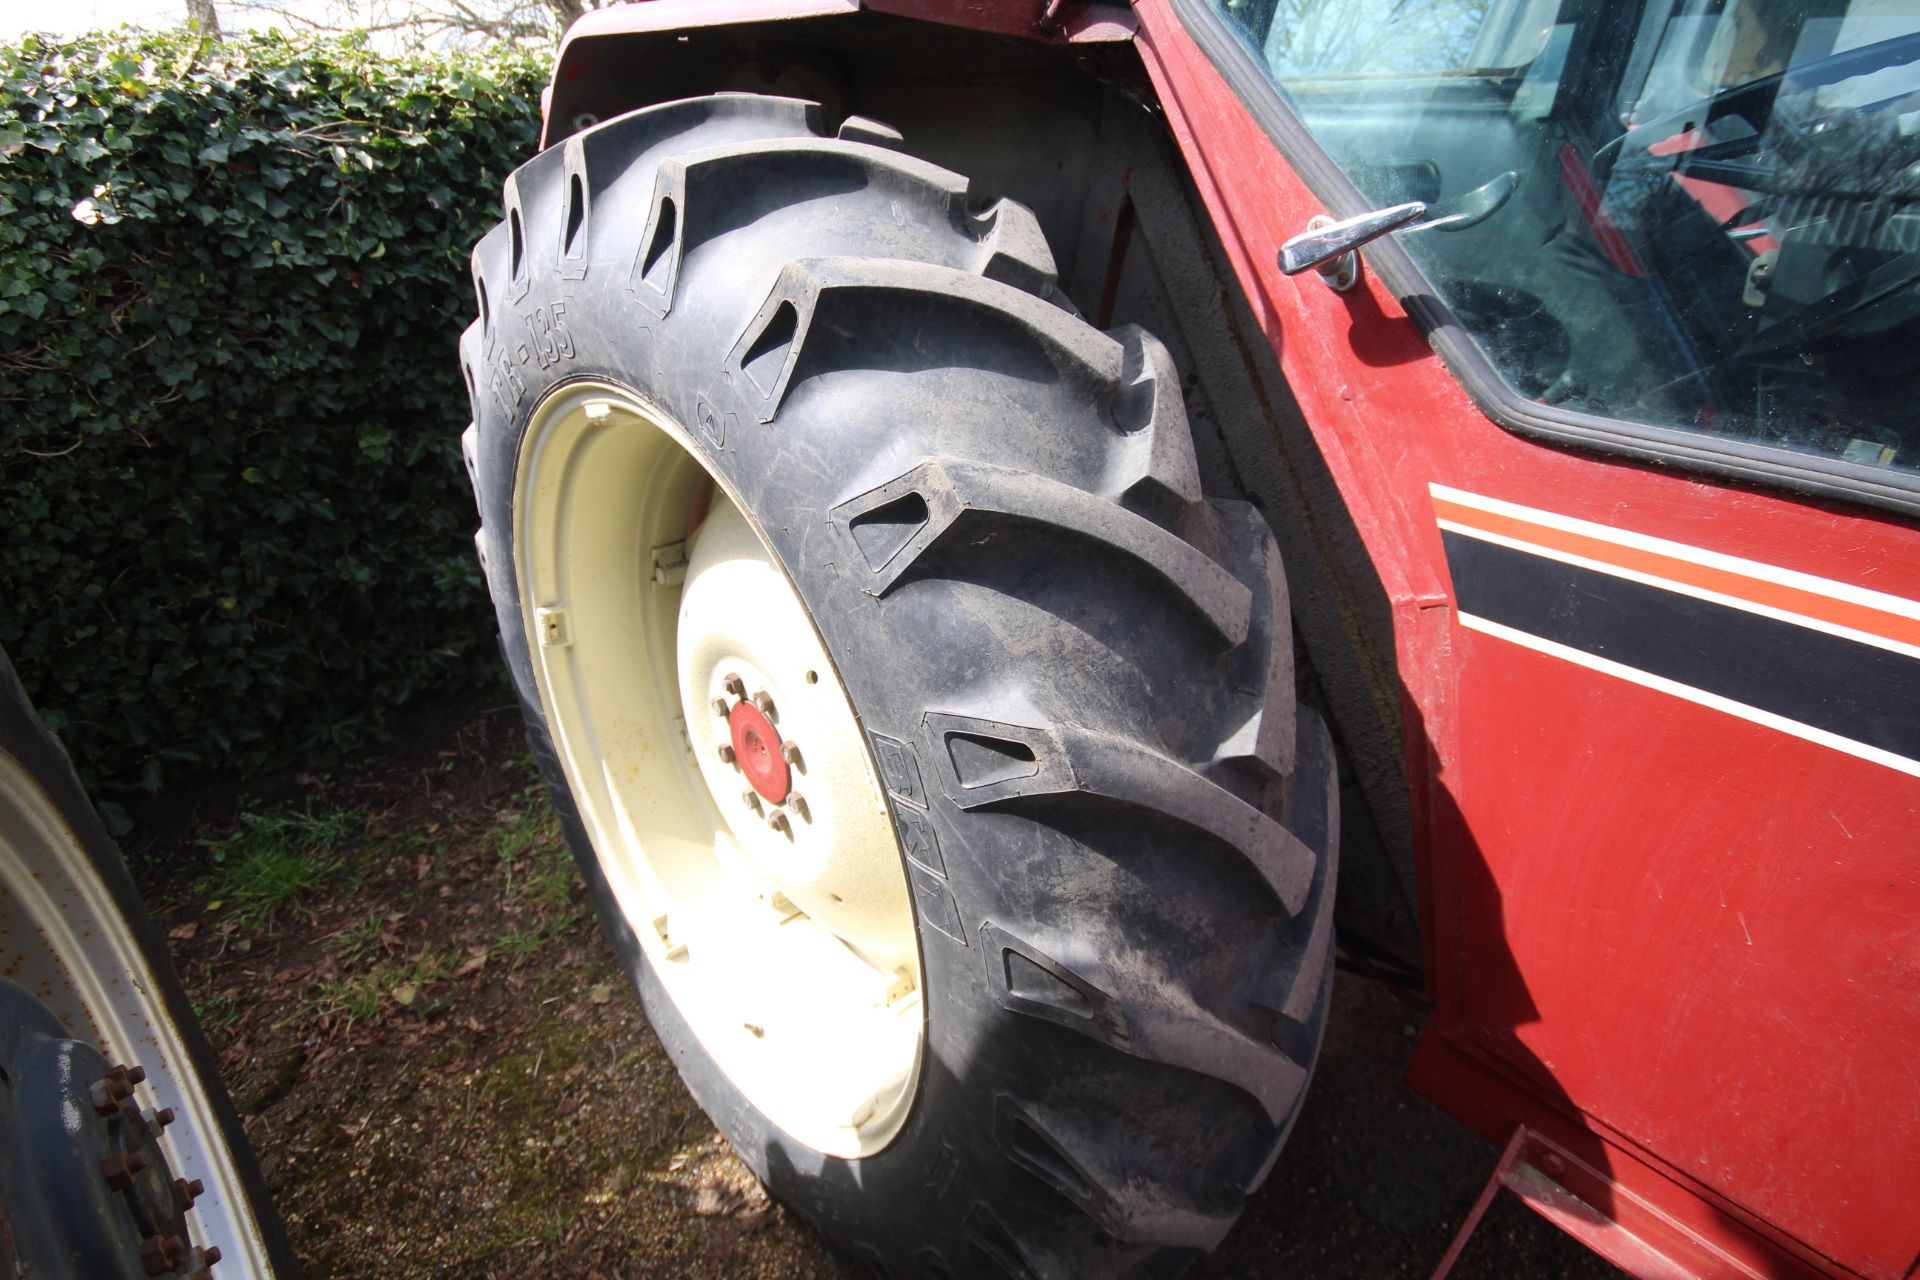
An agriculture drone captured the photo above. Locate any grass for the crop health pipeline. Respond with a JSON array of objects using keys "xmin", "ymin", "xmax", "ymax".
[
  {"xmin": 203, "ymin": 807, "xmax": 358, "ymax": 926},
  {"xmin": 495, "ymin": 789, "xmax": 575, "ymax": 907},
  {"xmin": 493, "ymin": 916, "xmax": 570, "ymax": 967},
  {"xmin": 331, "ymin": 909, "xmax": 389, "ymax": 968},
  {"xmin": 304, "ymin": 946, "xmax": 456, "ymax": 1032},
  {"xmin": 196, "ymin": 990, "xmax": 241, "ymax": 1034},
  {"xmin": 489, "ymin": 788, "xmax": 578, "ymax": 965}
]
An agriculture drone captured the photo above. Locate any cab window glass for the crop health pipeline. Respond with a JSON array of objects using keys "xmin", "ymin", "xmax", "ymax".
[{"xmin": 1210, "ymin": 0, "xmax": 1920, "ymax": 476}]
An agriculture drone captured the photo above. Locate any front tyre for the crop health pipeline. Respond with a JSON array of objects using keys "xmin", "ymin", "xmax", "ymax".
[
  {"xmin": 461, "ymin": 94, "xmax": 1337, "ymax": 1277},
  {"xmin": 0, "ymin": 648, "xmax": 294, "ymax": 1278}
]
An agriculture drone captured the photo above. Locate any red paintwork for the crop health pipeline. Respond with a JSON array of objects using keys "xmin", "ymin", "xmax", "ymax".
[
  {"xmin": 1126, "ymin": 2, "xmax": 1920, "ymax": 1275},
  {"xmin": 728, "ymin": 700, "xmax": 791, "ymax": 804},
  {"xmin": 548, "ymin": 3, "xmax": 1920, "ymax": 1275},
  {"xmin": 1433, "ymin": 1128, "xmax": 1717, "ymax": 1280},
  {"xmin": 542, "ymin": 0, "xmax": 1130, "ymax": 145}
]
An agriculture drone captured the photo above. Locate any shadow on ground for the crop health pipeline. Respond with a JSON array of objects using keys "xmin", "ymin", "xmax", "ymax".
[{"xmin": 136, "ymin": 698, "xmax": 1622, "ymax": 1279}]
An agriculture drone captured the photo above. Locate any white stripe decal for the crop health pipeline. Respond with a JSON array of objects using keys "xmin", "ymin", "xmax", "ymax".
[
  {"xmin": 1436, "ymin": 518, "xmax": 1920, "ymax": 664},
  {"xmin": 1430, "ymin": 482, "xmax": 1920, "ymax": 624},
  {"xmin": 1456, "ymin": 612, "xmax": 1920, "ymax": 779}
]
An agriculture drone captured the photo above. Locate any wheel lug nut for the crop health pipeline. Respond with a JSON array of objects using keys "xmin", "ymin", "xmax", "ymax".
[
  {"xmin": 767, "ymin": 808, "xmax": 790, "ymax": 835},
  {"xmin": 723, "ymin": 673, "xmax": 746, "ymax": 698},
  {"xmin": 711, "ymin": 697, "xmax": 730, "ymax": 718},
  {"xmin": 752, "ymin": 691, "xmax": 775, "ymax": 717},
  {"xmin": 102, "ymin": 1150, "xmax": 146, "ymax": 1190},
  {"xmin": 175, "ymin": 1176, "xmax": 204, "ymax": 1208},
  {"xmin": 137, "ymin": 1233, "xmax": 185, "ymax": 1276},
  {"xmin": 153, "ymin": 1107, "xmax": 175, "ymax": 1129},
  {"xmin": 780, "ymin": 741, "xmax": 802, "ymax": 766},
  {"xmin": 786, "ymin": 793, "xmax": 808, "ymax": 822},
  {"xmin": 717, "ymin": 744, "xmax": 735, "ymax": 765},
  {"xmin": 742, "ymin": 790, "xmax": 762, "ymax": 814}
]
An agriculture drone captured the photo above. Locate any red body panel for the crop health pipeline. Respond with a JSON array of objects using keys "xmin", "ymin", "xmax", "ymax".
[
  {"xmin": 1127, "ymin": 3, "xmax": 1920, "ymax": 1275},
  {"xmin": 551, "ymin": 3, "xmax": 1920, "ymax": 1275}
]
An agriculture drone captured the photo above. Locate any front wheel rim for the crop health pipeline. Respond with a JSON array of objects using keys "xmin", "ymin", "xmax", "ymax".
[
  {"xmin": 0, "ymin": 756, "xmax": 275, "ymax": 1276},
  {"xmin": 512, "ymin": 382, "xmax": 924, "ymax": 1159}
]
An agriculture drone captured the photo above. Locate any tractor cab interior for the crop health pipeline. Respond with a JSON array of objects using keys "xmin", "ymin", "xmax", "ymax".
[{"xmin": 1213, "ymin": 0, "xmax": 1920, "ymax": 475}]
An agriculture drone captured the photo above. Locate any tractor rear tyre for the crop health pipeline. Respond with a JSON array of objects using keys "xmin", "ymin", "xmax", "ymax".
[{"xmin": 461, "ymin": 94, "xmax": 1337, "ymax": 1277}]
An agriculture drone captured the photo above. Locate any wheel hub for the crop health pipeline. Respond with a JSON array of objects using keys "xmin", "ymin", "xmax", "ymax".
[
  {"xmin": 0, "ymin": 977, "xmax": 220, "ymax": 1280},
  {"xmin": 724, "ymin": 694, "xmax": 790, "ymax": 804}
]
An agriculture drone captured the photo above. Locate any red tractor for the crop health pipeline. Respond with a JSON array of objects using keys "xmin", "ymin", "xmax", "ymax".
[
  {"xmin": 2, "ymin": 3, "xmax": 1912, "ymax": 1277},
  {"xmin": 446, "ymin": 0, "xmax": 1920, "ymax": 1275}
]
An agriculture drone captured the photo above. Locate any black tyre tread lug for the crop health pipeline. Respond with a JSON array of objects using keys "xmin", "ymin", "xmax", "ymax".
[
  {"xmin": 561, "ymin": 91, "xmax": 825, "ymax": 194},
  {"xmin": 926, "ymin": 712, "xmax": 1315, "ymax": 916},
  {"xmin": 556, "ymin": 94, "xmax": 829, "ymax": 301},
  {"xmin": 557, "ymin": 134, "xmax": 591, "ymax": 280},
  {"xmin": 457, "ymin": 321, "xmax": 485, "ymax": 407},
  {"xmin": 459, "ymin": 422, "xmax": 480, "ymax": 501},
  {"xmin": 459, "ymin": 416, "xmax": 494, "ymax": 586},
  {"xmin": 830, "ymin": 457, "xmax": 1251, "ymax": 646},
  {"xmin": 636, "ymin": 137, "xmax": 1056, "ymax": 317},
  {"xmin": 674, "ymin": 134, "xmax": 971, "ymax": 220},
  {"xmin": 469, "ymin": 224, "xmax": 509, "ymax": 355},
  {"xmin": 837, "ymin": 112, "xmax": 907, "ymax": 149},
  {"xmin": 1209, "ymin": 500, "xmax": 1296, "ymax": 781},
  {"xmin": 965, "ymin": 1202, "xmax": 1056, "ymax": 1280},
  {"xmin": 994, "ymin": 1096, "xmax": 1238, "ymax": 1250},
  {"xmin": 665, "ymin": 113, "xmax": 1057, "ymax": 297},
  {"xmin": 978, "ymin": 919, "xmax": 1307, "ymax": 1124},
  {"xmin": 501, "ymin": 168, "xmax": 538, "ymax": 304},
  {"xmin": 1105, "ymin": 324, "xmax": 1204, "ymax": 521},
  {"xmin": 1252, "ymin": 709, "xmax": 1340, "ymax": 1025},
  {"xmin": 969, "ymin": 196, "xmax": 1059, "ymax": 299},
  {"xmin": 728, "ymin": 256, "xmax": 1121, "ymax": 423}
]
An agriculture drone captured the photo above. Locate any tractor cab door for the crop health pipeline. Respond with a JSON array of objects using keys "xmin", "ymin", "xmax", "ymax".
[{"xmin": 1136, "ymin": 0, "xmax": 1920, "ymax": 1275}]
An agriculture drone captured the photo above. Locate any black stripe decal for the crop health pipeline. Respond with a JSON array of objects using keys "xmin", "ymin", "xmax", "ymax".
[{"xmin": 1441, "ymin": 530, "xmax": 1920, "ymax": 764}]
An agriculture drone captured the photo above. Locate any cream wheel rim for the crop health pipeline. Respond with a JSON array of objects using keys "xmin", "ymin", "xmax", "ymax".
[
  {"xmin": 0, "ymin": 756, "xmax": 277, "ymax": 1275},
  {"xmin": 512, "ymin": 382, "xmax": 923, "ymax": 1158}
]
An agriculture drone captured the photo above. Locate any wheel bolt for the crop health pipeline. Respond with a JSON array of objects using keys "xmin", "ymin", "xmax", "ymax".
[
  {"xmin": 752, "ymin": 691, "xmax": 776, "ymax": 718},
  {"xmin": 780, "ymin": 741, "xmax": 802, "ymax": 767},
  {"xmin": 742, "ymin": 790, "xmax": 761, "ymax": 814},
  {"xmin": 153, "ymin": 1107, "xmax": 175, "ymax": 1129},
  {"xmin": 138, "ymin": 1233, "xmax": 185, "ymax": 1276},
  {"xmin": 711, "ymin": 697, "xmax": 730, "ymax": 718},
  {"xmin": 174, "ymin": 1176, "xmax": 204, "ymax": 1208},
  {"xmin": 786, "ymin": 793, "xmax": 808, "ymax": 822},
  {"xmin": 102, "ymin": 1150, "xmax": 146, "ymax": 1190},
  {"xmin": 723, "ymin": 673, "xmax": 746, "ymax": 698},
  {"xmin": 204, "ymin": 1245, "xmax": 223, "ymax": 1268},
  {"xmin": 767, "ymin": 809, "xmax": 790, "ymax": 835},
  {"xmin": 717, "ymin": 744, "xmax": 735, "ymax": 765}
]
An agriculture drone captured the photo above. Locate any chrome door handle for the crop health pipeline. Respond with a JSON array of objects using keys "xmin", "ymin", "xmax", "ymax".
[{"xmin": 1279, "ymin": 201, "xmax": 1426, "ymax": 291}]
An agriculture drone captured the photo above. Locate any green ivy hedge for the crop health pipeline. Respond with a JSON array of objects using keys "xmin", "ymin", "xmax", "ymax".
[{"xmin": 0, "ymin": 29, "xmax": 545, "ymax": 810}]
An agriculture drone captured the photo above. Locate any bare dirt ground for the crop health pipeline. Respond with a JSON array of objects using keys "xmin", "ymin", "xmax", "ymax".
[{"xmin": 133, "ymin": 694, "xmax": 1621, "ymax": 1279}]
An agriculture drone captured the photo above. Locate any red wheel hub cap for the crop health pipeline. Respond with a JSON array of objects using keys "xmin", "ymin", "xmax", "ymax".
[{"xmin": 728, "ymin": 700, "xmax": 790, "ymax": 803}]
